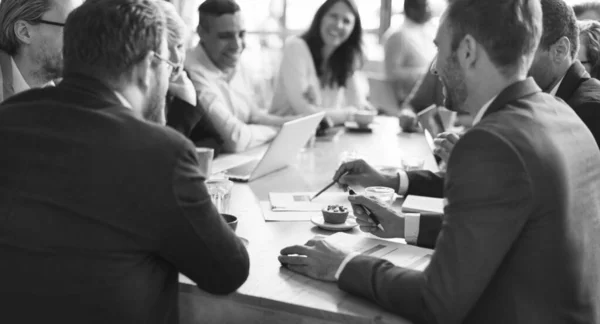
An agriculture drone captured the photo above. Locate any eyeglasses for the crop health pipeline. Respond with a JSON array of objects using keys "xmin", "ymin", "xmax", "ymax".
[
  {"xmin": 153, "ymin": 52, "xmax": 180, "ymax": 76},
  {"xmin": 35, "ymin": 19, "xmax": 65, "ymax": 27}
]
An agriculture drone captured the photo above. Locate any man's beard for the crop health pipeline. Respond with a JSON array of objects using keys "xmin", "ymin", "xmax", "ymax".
[
  {"xmin": 142, "ymin": 77, "xmax": 167, "ymax": 125},
  {"xmin": 440, "ymin": 52, "xmax": 468, "ymax": 113},
  {"xmin": 143, "ymin": 94, "xmax": 166, "ymax": 125},
  {"xmin": 35, "ymin": 49, "xmax": 63, "ymax": 82}
]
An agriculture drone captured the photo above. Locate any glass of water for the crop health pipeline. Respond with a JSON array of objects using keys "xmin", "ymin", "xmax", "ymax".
[
  {"xmin": 365, "ymin": 186, "xmax": 396, "ymax": 206},
  {"xmin": 206, "ymin": 179, "xmax": 234, "ymax": 213},
  {"xmin": 400, "ymin": 157, "xmax": 425, "ymax": 171}
]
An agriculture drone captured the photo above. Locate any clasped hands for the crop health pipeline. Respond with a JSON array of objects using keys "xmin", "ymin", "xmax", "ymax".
[{"xmin": 278, "ymin": 159, "xmax": 406, "ymax": 282}]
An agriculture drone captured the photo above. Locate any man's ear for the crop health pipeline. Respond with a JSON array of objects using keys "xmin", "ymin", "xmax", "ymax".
[
  {"xmin": 457, "ymin": 34, "xmax": 478, "ymax": 70},
  {"xmin": 14, "ymin": 20, "xmax": 33, "ymax": 45},
  {"xmin": 132, "ymin": 52, "xmax": 154, "ymax": 92},
  {"xmin": 550, "ymin": 36, "xmax": 571, "ymax": 63}
]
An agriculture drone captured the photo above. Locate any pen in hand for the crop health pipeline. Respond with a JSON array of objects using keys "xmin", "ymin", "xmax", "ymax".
[{"xmin": 348, "ymin": 188, "xmax": 385, "ymax": 232}]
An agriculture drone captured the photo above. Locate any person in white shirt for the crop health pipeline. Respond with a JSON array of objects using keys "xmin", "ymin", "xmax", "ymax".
[
  {"xmin": 185, "ymin": 0, "xmax": 295, "ymax": 153},
  {"xmin": 383, "ymin": 0, "xmax": 437, "ymax": 105},
  {"xmin": 270, "ymin": 0, "xmax": 370, "ymax": 126},
  {"xmin": 0, "ymin": 0, "xmax": 82, "ymax": 102}
]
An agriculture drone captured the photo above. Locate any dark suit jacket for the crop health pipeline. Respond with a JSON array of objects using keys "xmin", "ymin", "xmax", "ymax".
[
  {"xmin": 338, "ymin": 78, "xmax": 600, "ymax": 324},
  {"xmin": 404, "ymin": 61, "xmax": 600, "ymax": 245},
  {"xmin": 0, "ymin": 75, "xmax": 249, "ymax": 324},
  {"xmin": 165, "ymin": 72, "xmax": 224, "ymax": 156},
  {"xmin": 556, "ymin": 60, "xmax": 600, "ymax": 148}
]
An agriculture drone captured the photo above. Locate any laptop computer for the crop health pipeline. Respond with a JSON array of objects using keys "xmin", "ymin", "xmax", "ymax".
[{"xmin": 225, "ymin": 112, "xmax": 326, "ymax": 182}]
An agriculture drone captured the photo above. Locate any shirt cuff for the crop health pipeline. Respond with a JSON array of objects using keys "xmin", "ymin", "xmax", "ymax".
[
  {"xmin": 335, "ymin": 252, "xmax": 360, "ymax": 280},
  {"xmin": 404, "ymin": 213, "xmax": 421, "ymax": 245},
  {"xmin": 397, "ymin": 171, "xmax": 409, "ymax": 195}
]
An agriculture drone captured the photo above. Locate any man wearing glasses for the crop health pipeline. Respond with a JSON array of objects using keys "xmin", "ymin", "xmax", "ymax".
[
  {"xmin": 0, "ymin": 0, "xmax": 249, "ymax": 322},
  {"xmin": 0, "ymin": 0, "xmax": 82, "ymax": 102}
]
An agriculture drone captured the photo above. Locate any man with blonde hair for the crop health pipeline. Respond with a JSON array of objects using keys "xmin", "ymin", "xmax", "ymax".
[{"xmin": 0, "ymin": 0, "xmax": 82, "ymax": 102}]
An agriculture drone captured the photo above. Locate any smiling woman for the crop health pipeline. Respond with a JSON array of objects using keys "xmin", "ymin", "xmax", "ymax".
[{"xmin": 268, "ymin": 0, "xmax": 371, "ymax": 125}]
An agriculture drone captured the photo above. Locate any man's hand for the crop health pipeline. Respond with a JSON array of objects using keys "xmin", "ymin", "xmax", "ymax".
[
  {"xmin": 334, "ymin": 159, "xmax": 397, "ymax": 189},
  {"xmin": 433, "ymin": 132, "xmax": 460, "ymax": 163},
  {"xmin": 398, "ymin": 108, "xmax": 419, "ymax": 133},
  {"xmin": 278, "ymin": 237, "xmax": 351, "ymax": 282},
  {"xmin": 348, "ymin": 194, "xmax": 405, "ymax": 239},
  {"xmin": 169, "ymin": 72, "xmax": 197, "ymax": 107}
]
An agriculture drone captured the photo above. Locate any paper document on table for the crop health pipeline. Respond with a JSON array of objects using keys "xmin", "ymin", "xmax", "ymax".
[
  {"xmin": 268, "ymin": 192, "xmax": 350, "ymax": 212},
  {"xmin": 402, "ymin": 195, "xmax": 445, "ymax": 214},
  {"xmin": 260, "ymin": 201, "xmax": 318, "ymax": 221},
  {"xmin": 325, "ymin": 233, "xmax": 433, "ymax": 271}
]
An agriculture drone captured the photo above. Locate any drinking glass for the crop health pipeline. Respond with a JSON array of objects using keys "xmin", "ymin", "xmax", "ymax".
[
  {"xmin": 206, "ymin": 179, "xmax": 234, "ymax": 213},
  {"xmin": 400, "ymin": 157, "xmax": 425, "ymax": 171},
  {"xmin": 196, "ymin": 147, "xmax": 214, "ymax": 177},
  {"xmin": 365, "ymin": 186, "xmax": 396, "ymax": 206}
]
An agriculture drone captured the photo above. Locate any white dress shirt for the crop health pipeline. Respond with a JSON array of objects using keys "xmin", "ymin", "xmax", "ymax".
[
  {"xmin": 11, "ymin": 57, "xmax": 55, "ymax": 93},
  {"xmin": 185, "ymin": 44, "xmax": 278, "ymax": 153},
  {"xmin": 549, "ymin": 77, "xmax": 564, "ymax": 96}
]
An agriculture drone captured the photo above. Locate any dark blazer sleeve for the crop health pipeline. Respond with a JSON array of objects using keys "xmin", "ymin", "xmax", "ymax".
[
  {"xmin": 158, "ymin": 142, "xmax": 249, "ymax": 294},
  {"xmin": 415, "ymin": 212, "xmax": 443, "ymax": 249},
  {"xmin": 573, "ymin": 101, "xmax": 600, "ymax": 149},
  {"xmin": 166, "ymin": 95, "xmax": 202, "ymax": 137},
  {"xmin": 406, "ymin": 170, "xmax": 445, "ymax": 198},
  {"xmin": 338, "ymin": 129, "xmax": 533, "ymax": 324},
  {"xmin": 166, "ymin": 95, "xmax": 224, "ymax": 156}
]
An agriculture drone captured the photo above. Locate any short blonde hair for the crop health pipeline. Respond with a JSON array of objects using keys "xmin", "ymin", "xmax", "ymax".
[
  {"xmin": 0, "ymin": 0, "xmax": 53, "ymax": 55},
  {"xmin": 155, "ymin": 1, "xmax": 187, "ymax": 48}
]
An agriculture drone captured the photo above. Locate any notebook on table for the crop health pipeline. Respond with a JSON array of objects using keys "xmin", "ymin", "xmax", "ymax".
[{"xmin": 402, "ymin": 195, "xmax": 445, "ymax": 214}]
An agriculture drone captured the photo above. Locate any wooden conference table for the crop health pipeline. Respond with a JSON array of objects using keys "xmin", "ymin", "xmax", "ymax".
[{"xmin": 179, "ymin": 117, "xmax": 439, "ymax": 324}]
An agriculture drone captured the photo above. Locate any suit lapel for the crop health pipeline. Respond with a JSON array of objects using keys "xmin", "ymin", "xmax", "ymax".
[
  {"xmin": 555, "ymin": 61, "xmax": 589, "ymax": 102},
  {"xmin": 482, "ymin": 78, "xmax": 541, "ymax": 120}
]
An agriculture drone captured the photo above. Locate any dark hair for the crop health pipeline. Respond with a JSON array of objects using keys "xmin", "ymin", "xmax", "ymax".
[
  {"xmin": 301, "ymin": 0, "xmax": 363, "ymax": 89},
  {"xmin": 63, "ymin": 0, "xmax": 166, "ymax": 83},
  {"xmin": 198, "ymin": 0, "xmax": 240, "ymax": 32},
  {"xmin": 579, "ymin": 19, "xmax": 600, "ymax": 78},
  {"xmin": 405, "ymin": 0, "xmax": 431, "ymax": 24},
  {"xmin": 538, "ymin": 0, "xmax": 579, "ymax": 58},
  {"xmin": 446, "ymin": 0, "xmax": 542, "ymax": 77},
  {"xmin": 573, "ymin": 2, "xmax": 600, "ymax": 19}
]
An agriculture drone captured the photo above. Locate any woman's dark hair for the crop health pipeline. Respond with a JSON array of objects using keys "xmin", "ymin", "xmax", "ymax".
[{"xmin": 301, "ymin": 0, "xmax": 363, "ymax": 89}]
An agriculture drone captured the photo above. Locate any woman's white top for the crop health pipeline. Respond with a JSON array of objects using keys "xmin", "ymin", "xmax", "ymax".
[{"xmin": 269, "ymin": 37, "xmax": 367, "ymax": 124}]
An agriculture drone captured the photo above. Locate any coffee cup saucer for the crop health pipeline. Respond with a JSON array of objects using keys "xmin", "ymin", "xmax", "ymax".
[{"xmin": 311, "ymin": 215, "xmax": 358, "ymax": 231}]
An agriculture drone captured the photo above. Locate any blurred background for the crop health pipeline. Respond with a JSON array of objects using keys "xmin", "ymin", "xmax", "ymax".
[{"xmin": 167, "ymin": 0, "xmax": 593, "ymax": 108}]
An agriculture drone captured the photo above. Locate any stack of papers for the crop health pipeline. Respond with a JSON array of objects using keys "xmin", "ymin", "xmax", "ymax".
[
  {"xmin": 262, "ymin": 192, "xmax": 351, "ymax": 221},
  {"xmin": 325, "ymin": 232, "xmax": 432, "ymax": 271}
]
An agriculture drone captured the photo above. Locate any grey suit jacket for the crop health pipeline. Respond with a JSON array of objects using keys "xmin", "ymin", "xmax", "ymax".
[{"xmin": 338, "ymin": 78, "xmax": 600, "ymax": 324}]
